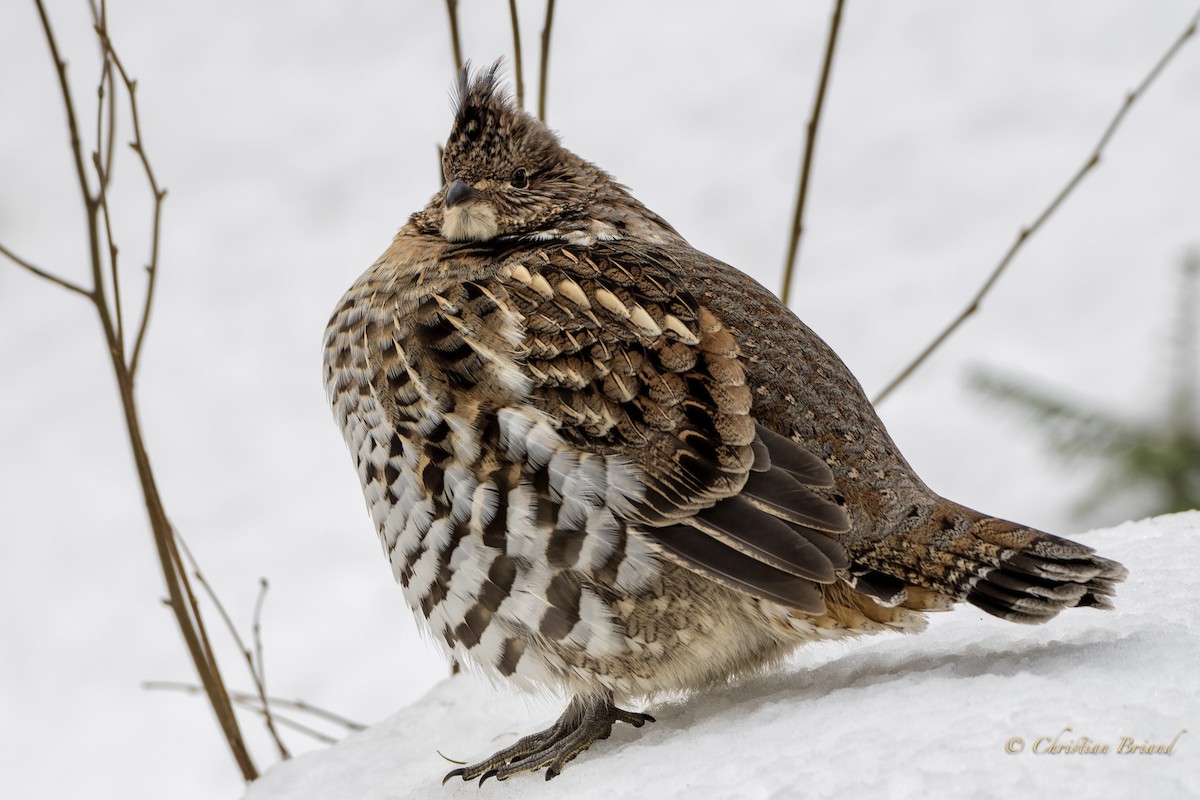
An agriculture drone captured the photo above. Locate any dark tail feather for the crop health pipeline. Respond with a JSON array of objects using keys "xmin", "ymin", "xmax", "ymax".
[
  {"xmin": 970, "ymin": 535, "xmax": 1127, "ymax": 623},
  {"xmin": 851, "ymin": 501, "xmax": 1128, "ymax": 624}
]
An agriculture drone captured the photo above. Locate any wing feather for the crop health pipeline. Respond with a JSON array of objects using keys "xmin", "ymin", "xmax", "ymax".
[
  {"xmin": 650, "ymin": 524, "xmax": 826, "ymax": 613},
  {"xmin": 486, "ymin": 241, "xmax": 849, "ymax": 612}
]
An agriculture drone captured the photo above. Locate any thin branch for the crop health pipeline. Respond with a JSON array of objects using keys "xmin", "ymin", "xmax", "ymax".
[
  {"xmin": 252, "ymin": 578, "xmax": 291, "ymax": 760},
  {"xmin": 128, "ymin": 169, "xmax": 164, "ymax": 377},
  {"xmin": 0, "ymin": 242, "xmax": 91, "ymax": 297},
  {"xmin": 169, "ymin": 533, "xmax": 222, "ymax": 695},
  {"xmin": 239, "ymin": 707, "xmax": 336, "ymax": 746},
  {"xmin": 443, "ymin": 0, "xmax": 463, "ymax": 73},
  {"xmin": 143, "ymin": 681, "xmax": 367, "ymax": 733},
  {"xmin": 780, "ymin": 0, "xmax": 846, "ymax": 307},
  {"xmin": 90, "ymin": 0, "xmax": 123, "ymax": 352},
  {"xmin": 537, "ymin": 0, "xmax": 556, "ymax": 121},
  {"xmin": 33, "ymin": 0, "xmax": 96, "ymax": 217},
  {"xmin": 34, "ymin": 0, "xmax": 107, "ymax": 330},
  {"xmin": 28, "ymin": 2, "xmax": 257, "ymax": 779},
  {"xmin": 143, "ymin": 682, "xmax": 341, "ymax": 745},
  {"xmin": 182, "ymin": 540, "xmax": 291, "ymax": 760},
  {"xmin": 190, "ymin": 564, "xmax": 250, "ymax": 665},
  {"xmin": 94, "ymin": 151, "xmax": 126, "ymax": 350},
  {"xmin": 102, "ymin": 68, "xmax": 116, "ymax": 183},
  {"xmin": 91, "ymin": 9, "xmax": 167, "ymax": 378},
  {"xmin": 873, "ymin": 7, "xmax": 1200, "ymax": 405},
  {"xmin": 252, "ymin": 579, "xmax": 269, "ymax": 686},
  {"xmin": 248, "ymin": 698, "xmax": 366, "ymax": 733},
  {"xmin": 507, "ymin": 0, "xmax": 525, "ymax": 109},
  {"xmin": 93, "ymin": 3, "xmax": 116, "ymax": 197},
  {"xmin": 168, "ymin": 525, "xmax": 255, "ymax": 773}
]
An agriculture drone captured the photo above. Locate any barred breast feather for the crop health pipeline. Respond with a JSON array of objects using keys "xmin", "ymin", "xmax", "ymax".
[{"xmin": 323, "ymin": 233, "xmax": 853, "ymax": 695}]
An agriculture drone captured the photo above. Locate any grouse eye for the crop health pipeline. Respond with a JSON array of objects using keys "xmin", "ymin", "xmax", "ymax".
[{"xmin": 510, "ymin": 168, "xmax": 529, "ymax": 189}]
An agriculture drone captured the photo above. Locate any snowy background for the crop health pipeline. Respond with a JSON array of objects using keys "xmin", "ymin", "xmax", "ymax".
[{"xmin": 1, "ymin": 2, "xmax": 1197, "ymax": 798}]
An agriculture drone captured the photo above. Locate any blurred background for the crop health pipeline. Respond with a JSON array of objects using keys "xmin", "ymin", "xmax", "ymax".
[{"xmin": 1, "ymin": 1, "xmax": 1197, "ymax": 797}]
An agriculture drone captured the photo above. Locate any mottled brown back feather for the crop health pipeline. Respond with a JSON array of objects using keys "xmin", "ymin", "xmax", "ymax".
[{"xmin": 469, "ymin": 243, "xmax": 854, "ymax": 610}]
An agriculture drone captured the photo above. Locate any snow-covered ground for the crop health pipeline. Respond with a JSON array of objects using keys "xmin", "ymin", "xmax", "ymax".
[
  {"xmin": 1, "ymin": 2, "xmax": 1198, "ymax": 798},
  {"xmin": 244, "ymin": 515, "xmax": 1200, "ymax": 800}
]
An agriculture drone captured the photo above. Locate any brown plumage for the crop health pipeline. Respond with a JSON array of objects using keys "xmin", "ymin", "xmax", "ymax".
[{"xmin": 323, "ymin": 64, "xmax": 1127, "ymax": 783}]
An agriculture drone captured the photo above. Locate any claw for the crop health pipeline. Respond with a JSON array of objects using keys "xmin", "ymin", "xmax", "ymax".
[{"xmin": 440, "ymin": 696, "xmax": 655, "ymax": 783}]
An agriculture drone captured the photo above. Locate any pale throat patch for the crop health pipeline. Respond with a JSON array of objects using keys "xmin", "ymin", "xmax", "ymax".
[{"xmin": 442, "ymin": 201, "xmax": 500, "ymax": 242}]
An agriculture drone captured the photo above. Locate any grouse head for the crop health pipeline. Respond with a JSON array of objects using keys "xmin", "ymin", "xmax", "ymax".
[{"xmin": 432, "ymin": 63, "xmax": 608, "ymax": 243}]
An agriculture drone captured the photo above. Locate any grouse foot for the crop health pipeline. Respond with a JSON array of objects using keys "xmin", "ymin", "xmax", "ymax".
[{"xmin": 443, "ymin": 695, "xmax": 654, "ymax": 784}]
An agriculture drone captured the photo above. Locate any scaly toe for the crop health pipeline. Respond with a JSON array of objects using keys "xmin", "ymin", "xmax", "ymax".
[{"xmin": 441, "ymin": 698, "xmax": 655, "ymax": 783}]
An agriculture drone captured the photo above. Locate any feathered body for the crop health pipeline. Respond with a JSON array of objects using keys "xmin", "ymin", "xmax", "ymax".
[{"xmin": 323, "ymin": 66, "xmax": 1126, "ymax": 781}]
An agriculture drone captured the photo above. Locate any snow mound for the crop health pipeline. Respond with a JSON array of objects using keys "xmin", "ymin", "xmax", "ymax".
[{"xmin": 244, "ymin": 514, "xmax": 1199, "ymax": 799}]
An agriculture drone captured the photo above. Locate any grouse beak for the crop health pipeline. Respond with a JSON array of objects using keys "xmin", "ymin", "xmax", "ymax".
[
  {"xmin": 444, "ymin": 179, "xmax": 479, "ymax": 209},
  {"xmin": 441, "ymin": 179, "xmax": 499, "ymax": 242}
]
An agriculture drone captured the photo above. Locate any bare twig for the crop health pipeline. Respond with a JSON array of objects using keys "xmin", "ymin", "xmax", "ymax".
[
  {"xmin": 13, "ymin": 2, "xmax": 258, "ymax": 780},
  {"xmin": 243, "ymin": 709, "xmax": 337, "ymax": 745},
  {"xmin": 127, "ymin": 134, "xmax": 166, "ymax": 379},
  {"xmin": 153, "ymin": 484, "xmax": 253, "ymax": 775},
  {"xmin": 33, "ymin": 0, "xmax": 94, "ymax": 216},
  {"xmin": 251, "ymin": 578, "xmax": 290, "ymax": 759},
  {"xmin": 780, "ymin": 0, "xmax": 846, "ymax": 307},
  {"xmin": 873, "ymin": 8, "xmax": 1200, "ymax": 405},
  {"xmin": 538, "ymin": 0, "xmax": 556, "ymax": 121},
  {"xmin": 0, "ymin": 243, "xmax": 91, "ymax": 297},
  {"xmin": 172, "ymin": 531, "xmax": 229, "ymax": 715},
  {"xmin": 184, "ymin": 543, "xmax": 291, "ymax": 760},
  {"xmin": 143, "ymin": 682, "xmax": 342, "ymax": 745},
  {"xmin": 267, "ymin": 700, "xmax": 365, "ymax": 733},
  {"xmin": 252, "ymin": 579, "xmax": 269, "ymax": 686},
  {"xmin": 144, "ymin": 681, "xmax": 368, "ymax": 733},
  {"xmin": 507, "ymin": 0, "xmax": 525, "ymax": 109},
  {"xmin": 443, "ymin": 0, "xmax": 463, "ymax": 73},
  {"xmin": 90, "ymin": 1, "xmax": 167, "ymax": 378},
  {"xmin": 93, "ymin": 150, "xmax": 125, "ymax": 350},
  {"xmin": 92, "ymin": 11, "xmax": 126, "ymax": 349},
  {"xmin": 240, "ymin": 707, "xmax": 336, "ymax": 745},
  {"xmin": 93, "ymin": 0, "xmax": 116, "ymax": 194}
]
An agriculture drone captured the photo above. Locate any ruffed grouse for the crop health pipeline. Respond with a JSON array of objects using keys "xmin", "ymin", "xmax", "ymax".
[{"xmin": 323, "ymin": 65, "xmax": 1127, "ymax": 783}]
